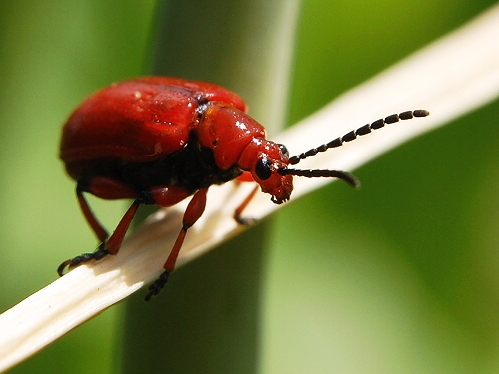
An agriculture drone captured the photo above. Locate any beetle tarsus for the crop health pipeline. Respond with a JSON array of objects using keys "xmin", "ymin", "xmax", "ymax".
[
  {"xmin": 145, "ymin": 271, "xmax": 170, "ymax": 301},
  {"xmin": 234, "ymin": 185, "xmax": 259, "ymax": 225},
  {"xmin": 57, "ymin": 247, "xmax": 110, "ymax": 276},
  {"xmin": 234, "ymin": 214, "xmax": 257, "ymax": 226}
]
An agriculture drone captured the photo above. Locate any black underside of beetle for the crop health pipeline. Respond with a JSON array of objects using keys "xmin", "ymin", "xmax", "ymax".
[
  {"xmin": 82, "ymin": 132, "xmax": 243, "ymax": 196},
  {"xmin": 121, "ymin": 142, "xmax": 242, "ymax": 193}
]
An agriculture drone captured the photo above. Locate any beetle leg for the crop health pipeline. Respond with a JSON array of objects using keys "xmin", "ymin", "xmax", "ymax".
[
  {"xmin": 76, "ymin": 176, "xmax": 141, "ymax": 242},
  {"xmin": 236, "ymin": 171, "xmax": 254, "ymax": 183},
  {"xmin": 104, "ymin": 199, "xmax": 141, "ymax": 255},
  {"xmin": 57, "ymin": 198, "xmax": 142, "ymax": 276},
  {"xmin": 58, "ymin": 179, "xmax": 142, "ymax": 276},
  {"xmin": 57, "ymin": 186, "xmax": 110, "ymax": 276},
  {"xmin": 234, "ymin": 185, "xmax": 259, "ymax": 225},
  {"xmin": 145, "ymin": 187, "xmax": 208, "ymax": 301},
  {"xmin": 76, "ymin": 184, "xmax": 109, "ymax": 243}
]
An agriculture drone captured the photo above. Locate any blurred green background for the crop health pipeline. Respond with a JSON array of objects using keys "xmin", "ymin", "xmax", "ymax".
[{"xmin": 1, "ymin": 0, "xmax": 499, "ymax": 373}]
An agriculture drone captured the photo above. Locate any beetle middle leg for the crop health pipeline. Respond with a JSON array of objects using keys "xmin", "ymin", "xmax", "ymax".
[{"xmin": 145, "ymin": 187, "xmax": 208, "ymax": 301}]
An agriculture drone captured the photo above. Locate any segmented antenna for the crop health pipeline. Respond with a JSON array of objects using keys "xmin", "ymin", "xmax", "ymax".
[
  {"xmin": 279, "ymin": 168, "xmax": 360, "ymax": 187},
  {"xmin": 288, "ymin": 110, "xmax": 429, "ymax": 165},
  {"xmin": 278, "ymin": 110, "xmax": 429, "ymax": 187}
]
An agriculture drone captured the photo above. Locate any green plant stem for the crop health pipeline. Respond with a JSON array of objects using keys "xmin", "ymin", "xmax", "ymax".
[{"xmin": 120, "ymin": 1, "xmax": 300, "ymax": 373}]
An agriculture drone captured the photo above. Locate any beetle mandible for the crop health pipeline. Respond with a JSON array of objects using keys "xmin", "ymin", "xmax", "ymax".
[{"xmin": 58, "ymin": 76, "xmax": 429, "ymax": 300}]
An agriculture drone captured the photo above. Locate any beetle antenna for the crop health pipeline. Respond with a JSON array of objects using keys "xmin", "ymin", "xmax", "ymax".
[
  {"xmin": 279, "ymin": 168, "xmax": 360, "ymax": 187},
  {"xmin": 288, "ymin": 110, "xmax": 429, "ymax": 165}
]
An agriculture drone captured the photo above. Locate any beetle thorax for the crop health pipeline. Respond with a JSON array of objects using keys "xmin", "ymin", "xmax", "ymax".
[{"xmin": 196, "ymin": 103, "xmax": 266, "ymax": 170}]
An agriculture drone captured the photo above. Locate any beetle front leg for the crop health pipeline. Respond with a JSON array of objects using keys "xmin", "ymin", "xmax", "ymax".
[
  {"xmin": 145, "ymin": 187, "xmax": 208, "ymax": 301},
  {"xmin": 233, "ymin": 172, "xmax": 260, "ymax": 225},
  {"xmin": 234, "ymin": 185, "xmax": 259, "ymax": 225}
]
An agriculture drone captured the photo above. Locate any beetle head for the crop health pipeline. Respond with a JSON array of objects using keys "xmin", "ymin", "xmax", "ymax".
[
  {"xmin": 238, "ymin": 109, "xmax": 430, "ymax": 204},
  {"xmin": 238, "ymin": 139, "xmax": 293, "ymax": 204}
]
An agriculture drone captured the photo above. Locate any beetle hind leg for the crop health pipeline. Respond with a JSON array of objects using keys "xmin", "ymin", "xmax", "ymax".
[
  {"xmin": 57, "ymin": 199, "xmax": 141, "ymax": 275},
  {"xmin": 57, "ymin": 244, "xmax": 109, "ymax": 276},
  {"xmin": 57, "ymin": 180, "xmax": 142, "ymax": 276}
]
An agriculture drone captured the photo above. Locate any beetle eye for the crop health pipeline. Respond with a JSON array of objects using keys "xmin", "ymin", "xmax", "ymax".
[
  {"xmin": 255, "ymin": 158, "xmax": 272, "ymax": 180},
  {"xmin": 278, "ymin": 144, "xmax": 289, "ymax": 157}
]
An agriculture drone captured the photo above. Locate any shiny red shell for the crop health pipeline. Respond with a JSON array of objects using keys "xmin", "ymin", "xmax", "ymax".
[
  {"xmin": 61, "ymin": 77, "xmax": 246, "ymax": 175},
  {"xmin": 60, "ymin": 77, "xmax": 293, "ymax": 202}
]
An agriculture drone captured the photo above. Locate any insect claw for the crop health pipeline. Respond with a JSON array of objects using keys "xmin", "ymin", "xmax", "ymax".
[
  {"xmin": 145, "ymin": 271, "xmax": 170, "ymax": 301},
  {"xmin": 56, "ymin": 248, "xmax": 109, "ymax": 276},
  {"xmin": 57, "ymin": 260, "xmax": 72, "ymax": 277}
]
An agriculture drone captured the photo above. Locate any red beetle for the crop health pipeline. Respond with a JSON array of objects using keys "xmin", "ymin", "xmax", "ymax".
[{"xmin": 58, "ymin": 76, "xmax": 428, "ymax": 300}]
